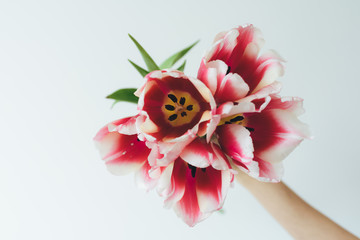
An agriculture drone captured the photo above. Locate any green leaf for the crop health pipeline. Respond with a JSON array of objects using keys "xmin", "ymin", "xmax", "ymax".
[
  {"xmin": 218, "ymin": 209, "xmax": 226, "ymax": 215},
  {"xmin": 106, "ymin": 88, "xmax": 138, "ymax": 104},
  {"xmin": 128, "ymin": 59, "xmax": 149, "ymax": 77},
  {"xmin": 160, "ymin": 40, "xmax": 199, "ymax": 69},
  {"xmin": 111, "ymin": 100, "xmax": 119, "ymax": 108},
  {"xmin": 128, "ymin": 34, "xmax": 160, "ymax": 71},
  {"xmin": 177, "ymin": 60, "xmax": 186, "ymax": 71}
]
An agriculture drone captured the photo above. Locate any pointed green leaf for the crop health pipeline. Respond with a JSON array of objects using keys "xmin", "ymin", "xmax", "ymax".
[
  {"xmin": 160, "ymin": 40, "xmax": 199, "ymax": 69},
  {"xmin": 177, "ymin": 60, "xmax": 186, "ymax": 71},
  {"xmin": 128, "ymin": 34, "xmax": 160, "ymax": 71},
  {"xmin": 128, "ymin": 59, "xmax": 149, "ymax": 77},
  {"xmin": 106, "ymin": 88, "xmax": 138, "ymax": 104}
]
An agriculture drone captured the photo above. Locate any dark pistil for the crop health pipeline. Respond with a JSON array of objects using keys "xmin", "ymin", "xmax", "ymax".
[
  {"xmin": 230, "ymin": 116, "xmax": 244, "ymax": 122},
  {"xmin": 181, "ymin": 111, "xmax": 187, "ymax": 117},
  {"xmin": 188, "ymin": 164, "xmax": 197, "ymax": 178},
  {"xmin": 168, "ymin": 94, "xmax": 178, "ymax": 103},
  {"xmin": 246, "ymin": 127, "xmax": 255, "ymax": 132},
  {"xmin": 186, "ymin": 105, "xmax": 193, "ymax": 111},
  {"xmin": 165, "ymin": 105, "xmax": 175, "ymax": 111},
  {"xmin": 179, "ymin": 97, "xmax": 186, "ymax": 105},
  {"xmin": 226, "ymin": 66, "xmax": 231, "ymax": 75},
  {"xmin": 168, "ymin": 114, "xmax": 178, "ymax": 121}
]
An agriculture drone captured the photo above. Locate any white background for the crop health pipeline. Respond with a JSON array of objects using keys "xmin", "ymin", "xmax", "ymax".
[{"xmin": 1, "ymin": 0, "xmax": 359, "ymax": 239}]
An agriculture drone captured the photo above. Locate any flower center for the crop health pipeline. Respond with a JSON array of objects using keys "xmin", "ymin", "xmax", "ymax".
[{"xmin": 162, "ymin": 90, "xmax": 200, "ymax": 127}]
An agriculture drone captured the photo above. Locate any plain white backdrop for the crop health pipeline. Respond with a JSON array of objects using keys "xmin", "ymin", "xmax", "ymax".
[{"xmin": 1, "ymin": 0, "xmax": 359, "ymax": 239}]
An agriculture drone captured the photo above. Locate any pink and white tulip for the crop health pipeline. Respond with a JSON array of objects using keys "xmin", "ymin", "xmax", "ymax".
[
  {"xmin": 202, "ymin": 24, "xmax": 284, "ymax": 94},
  {"xmin": 135, "ymin": 70, "xmax": 216, "ymax": 167},
  {"xmin": 217, "ymin": 95, "xmax": 310, "ymax": 182}
]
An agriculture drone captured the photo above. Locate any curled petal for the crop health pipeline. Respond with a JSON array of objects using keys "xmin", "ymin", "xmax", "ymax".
[
  {"xmin": 233, "ymin": 157, "xmax": 283, "ymax": 182},
  {"xmin": 205, "ymin": 114, "xmax": 221, "ymax": 142},
  {"xmin": 255, "ymin": 157, "xmax": 284, "ymax": 182},
  {"xmin": 217, "ymin": 81, "xmax": 281, "ymax": 117},
  {"xmin": 180, "ymin": 138, "xmax": 231, "ymax": 170},
  {"xmin": 135, "ymin": 161, "xmax": 159, "ymax": 191},
  {"xmin": 109, "ymin": 116, "xmax": 138, "ymax": 135},
  {"xmin": 180, "ymin": 138, "xmax": 212, "ymax": 168},
  {"xmin": 233, "ymin": 160, "xmax": 260, "ymax": 179},
  {"xmin": 265, "ymin": 95, "xmax": 305, "ymax": 116},
  {"xmin": 146, "ymin": 126, "xmax": 198, "ymax": 167},
  {"xmin": 216, "ymin": 73, "xmax": 249, "ymax": 103},
  {"xmin": 94, "ymin": 117, "xmax": 150, "ymax": 175},
  {"xmin": 210, "ymin": 143, "xmax": 232, "ymax": 170},
  {"xmin": 197, "ymin": 59, "xmax": 228, "ymax": 96},
  {"xmin": 198, "ymin": 59, "xmax": 250, "ymax": 104},
  {"xmin": 251, "ymin": 50, "xmax": 285, "ymax": 93},
  {"xmin": 217, "ymin": 124, "xmax": 254, "ymax": 163},
  {"xmin": 205, "ymin": 28, "xmax": 240, "ymax": 63},
  {"xmin": 94, "ymin": 117, "xmax": 134, "ymax": 141},
  {"xmin": 205, "ymin": 25, "xmax": 264, "ymax": 67},
  {"xmin": 157, "ymin": 163, "xmax": 175, "ymax": 198}
]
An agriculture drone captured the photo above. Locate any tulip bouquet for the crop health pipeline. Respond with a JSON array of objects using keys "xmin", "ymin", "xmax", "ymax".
[{"xmin": 94, "ymin": 24, "xmax": 310, "ymax": 227}]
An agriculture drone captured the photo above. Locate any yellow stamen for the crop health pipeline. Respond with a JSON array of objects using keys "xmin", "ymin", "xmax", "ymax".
[
  {"xmin": 218, "ymin": 114, "xmax": 245, "ymax": 126},
  {"xmin": 162, "ymin": 90, "xmax": 200, "ymax": 127}
]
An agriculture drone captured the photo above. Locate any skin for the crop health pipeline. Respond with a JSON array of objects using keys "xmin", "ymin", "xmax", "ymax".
[{"xmin": 235, "ymin": 171, "xmax": 359, "ymax": 240}]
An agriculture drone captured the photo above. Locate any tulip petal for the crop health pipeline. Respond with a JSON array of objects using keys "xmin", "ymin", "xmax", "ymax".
[
  {"xmin": 94, "ymin": 117, "xmax": 133, "ymax": 141},
  {"xmin": 245, "ymin": 107, "xmax": 310, "ymax": 164},
  {"xmin": 173, "ymin": 178, "xmax": 204, "ymax": 227},
  {"xmin": 180, "ymin": 138, "xmax": 212, "ymax": 168},
  {"xmin": 94, "ymin": 118, "xmax": 150, "ymax": 175},
  {"xmin": 197, "ymin": 59, "xmax": 228, "ymax": 95},
  {"xmin": 205, "ymin": 28, "xmax": 240, "ymax": 63},
  {"xmin": 147, "ymin": 127, "xmax": 198, "ymax": 168},
  {"xmin": 217, "ymin": 124, "xmax": 254, "ymax": 163},
  {"xmin": 135, "ymin": 161, "xmax": 159, "ymax": 191},
  {"xmin": 108, "ymin": 116, "xmax": 138, "ymax": 135},
  {"xmin": 255, "ymin": 157, "xmax": 284, "ymax": 182},
  {"xmin": 169, "ymin": 160, "xmax": 203, "ymax": 226},
  {"xmin": 216, "ymin": 73, "xmax": 249, "ymax": 103},
  {"xmin": 160, "ymin": 158, "xmax": 232, "ymax": 227},
  {"xmin": 217, "ymin": 81, "xmax": 281, "ymax": 118},
  {"xmin": 210, "ymin": 143, "xmax": 232, "ymax": 170},
  {"xmin": 251, "ymin": 51, "xmax": 285, "ymax": 93},
  {"xmin": 196, "ymin": 167, "xmax": 231, "ymax": 213},
  {"xmin": 205, "ymin": 114, "xmax": 221, "ymax": 142},
  {"xmin": 265, "ymin": 95, "xmax": 305, "ymax": 116},
  {"xmin": 157, "ymin": 163, "xmax": 175, "ymax": 198},
  {"xmin": 162, "ymin": 162, "xmax": 187, "ymax": 208},
  {"xmin": 233, "ymin": 160, "xmax": 260, "ymax": 179}
]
